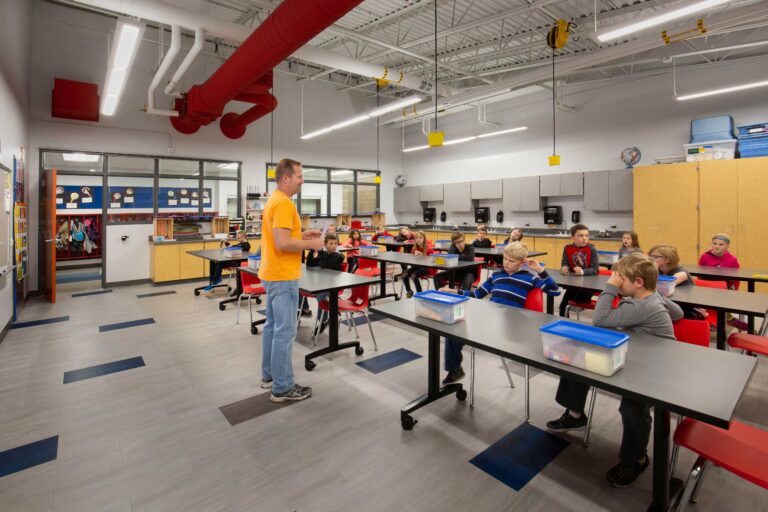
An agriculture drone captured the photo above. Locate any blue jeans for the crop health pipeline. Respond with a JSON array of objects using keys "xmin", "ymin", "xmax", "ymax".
[
  {"xmin": 262, "ymin": 279, "xmax": 300, "ymax": 394},
  {"xmin": 445, "ymin": 337, "xmax": 463, "ymax": 372}
]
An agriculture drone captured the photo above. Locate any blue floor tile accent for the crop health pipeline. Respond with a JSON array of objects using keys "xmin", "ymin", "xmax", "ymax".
[
  {"xmin": 63, "ymin": 356, "xmax": 145, "ymax": 384},
  {"xmin": 0, "ymin": 436, "xmax": 59, "ymax": 478},
  {"xmin": 356, "ymin": 348, "xmax": 422, "ymax": 374},
  {"xmin": 341, "ymin": 312, "xmax": 385, "ymax": 327},
  {"xmin": 72, "ymin": 289, "xmax": 113, "ymax": 298},
  {"xmin": 98, "ymin": 318, "xmax": 155, "ymax": 332},
  {"xmin": 56, "ymin": 272, "xmax": 101, "ymax": 284},
  {"xmin": 137, "ymin": 290, "xmax": 177, "ymax": 298},
  {"xmin": 12, "ymin": 316, "xmax": 70, "ymax": 329},
  {"xmin": 469, "ymin": 422, "xmax": 569, "ymax": 491}
]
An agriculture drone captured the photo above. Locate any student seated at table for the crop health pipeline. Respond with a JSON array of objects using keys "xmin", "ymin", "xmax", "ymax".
[
  {"xmin": 402, "ymin": 231, "xmax": 434, "ymax": 298},
  {"xmin": 547, "ymin": 253, "xmax": 683, "ymax": 488},
  {"xmin": 371, "ymin": 225, "xmax": 392, "ymax": 241},
  {"xmin": 433, "ymin": 231, "xmax": 476, "ymax": 292},
  {"xmin": 303, "ymin": 234, "xmax": 345, "ymax": 330},
  {"xmin": 204, "ymin": 230, "xmax": 252, "ymax": 291},
  {"xmin": 342, "ymin": 228, "xmax": 363, "ymax": 273},
  {"xmin": 699, "ymin": 233, "xmax": 740, "ymax": 289},
  {"xmin": 559, "ymin": 224, "xmax": 600, "ymax": 316},
  {"xmin": 439, "ymin": 242, "xmax": 559, "ymax": 385},
  {"xmin": 472, "ymin": 226, "xmax": 493, "ymax": 248},
  {"xmin": 501, "ymin": 227, "xmax": 524, "ymax": 244},
  {"xmin": 619, "ymin": 231, "xmax": 642, "ymax": 259},
  {"xmin": 648, "ymin": 244, "xmax": 702, "ymax": 319},
  {"xmin": 395, "ymin": 226, "xmax": 415, "ymax": 243}
]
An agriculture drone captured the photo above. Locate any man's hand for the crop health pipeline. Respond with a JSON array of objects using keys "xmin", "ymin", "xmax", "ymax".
[
  {"xmin": 306, "ymin": 238, "xmax": 324, "ymax": 251},
  {"xmin": 573, "ymin": 266, "xmax": 585, "ymax": 276},
  {"xmin": 302, "ymin": 229, "xmax": 322, "ymax": 240}
]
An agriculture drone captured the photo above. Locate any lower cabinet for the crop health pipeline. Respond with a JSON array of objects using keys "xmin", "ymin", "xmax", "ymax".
[{"xmin": 179, "ymin": 242, "xmax": 205, "ymax": 280}]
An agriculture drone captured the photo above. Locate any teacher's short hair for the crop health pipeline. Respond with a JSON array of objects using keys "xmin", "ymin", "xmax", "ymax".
[{"xmin": 276, "ymin": 158, "xmax": 301, "ymax": 182}]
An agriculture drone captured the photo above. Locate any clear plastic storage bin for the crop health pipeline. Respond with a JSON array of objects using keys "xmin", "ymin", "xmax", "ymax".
[
  {"xmin": 684, "ymin": 140, "xmax": 737, "ymax": 161},
  {"xmin": 248, "ymin": 256, "xmax": 261, "ymax": 270},
  {"xmin": 361, "ymin": 233, "xmax": 373, "ymax": 241},
  {"xmin": 359, "ymin": 245, "xmax": 379, "ymax": 257},
  {"xmin": 433, "ymin": 240, "xmax": 451, "ymax": 249},
  {"xmin": 429, "ymin": 253, "xmax": 459, "ymax": 267},
  {"xmin": 414, "ymin": 291, "xmax": 469, "ymax": 324},
  {"xmin": 539, "ymin": 320, "xmax": 629, "ymax": 376},
  {"xmin": 224, "ymin": 247, "xmax": 243, "ymax": 258},
  {"xmin": 377, "ymin": 235, "xmax": 394, "ymax": 243},
  {"xmin": 598, "ymin": 251, "xmax": 619, "ymax": 264},
  {"xmin": 656, "ymin": 275, "xmax": 677, "ymax": 297}
]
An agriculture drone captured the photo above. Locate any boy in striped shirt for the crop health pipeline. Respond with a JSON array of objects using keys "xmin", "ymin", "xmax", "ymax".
[{"xmin": 439, "ymin": 242, "xmax": 560, "ymax": 384}]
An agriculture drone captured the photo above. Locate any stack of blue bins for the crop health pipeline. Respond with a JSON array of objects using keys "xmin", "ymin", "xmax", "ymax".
[{"xmin": 737, "ymin": 122, "xmax": 768, "ymax": 158}]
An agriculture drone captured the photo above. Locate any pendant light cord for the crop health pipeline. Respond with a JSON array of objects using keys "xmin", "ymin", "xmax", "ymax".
[
  {"xmin": 270, "ymin": 76, "xmax": 275, "ymax": 165},
  {"xmin": 552, "ymin": 47, "xmax": 556, "ymax": 155},
  {"xmin": 377, "ymin": 83, "xmax": 381, "ymax": 172},
  {"xmin": 434, "ymin": 0, "xmax": 438, "ymax": 131}
]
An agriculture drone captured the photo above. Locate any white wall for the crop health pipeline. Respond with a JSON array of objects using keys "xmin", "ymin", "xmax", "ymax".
[
  {"xmin": 0, "ymin": 0, "xmax": 31, "ymax": 329},
  {"xmin": 105, "ymin": 224, "xmax": 153, "ymax": 283},
  {"xmin": 399, "ymin": 57, "xmax": 768, "ymax": 230},
  {"xmin": 27, "ymin": 0, "xmax": 402, "ymax": 289}
]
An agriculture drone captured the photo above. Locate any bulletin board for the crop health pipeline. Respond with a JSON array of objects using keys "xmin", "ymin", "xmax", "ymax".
[
  {"xmin": 14, "ymin": 202, "xmax": 27, "ymax": 281},
  {"xmin": 1, "ymin": 166, "xmax": 11, "ymax": 273}
]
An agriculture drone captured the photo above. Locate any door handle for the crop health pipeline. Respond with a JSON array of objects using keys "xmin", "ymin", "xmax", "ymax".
[{"xmin": 45, "ymin": 239, "xmax": 54, "ymax": 243}]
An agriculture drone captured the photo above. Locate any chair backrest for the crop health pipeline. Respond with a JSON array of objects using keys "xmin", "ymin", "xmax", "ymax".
[
  {"xmin": 239, "ymin": 262, "xmax": 261, "ymax": 287},
  {"xmin": 694, "ymin": 278, "xmax": 728, "ymax": 289},
  {"xmin": 524, "ymin": 287, "xmax": 544, "ymax": 312},
  {"xmin": 340, "ymin": 262, "xmax": 349, "ymax": 272},
  {"xmin": 348, "ymin": 285, "xmax": 370, "ymax": 306},
  {"xmin": 357, "ymin": 257, "xmax": 378, "ymax": 270},
  {"xmin": 673, "ymin": 319, "xmax": 710, "ymax": 347}
]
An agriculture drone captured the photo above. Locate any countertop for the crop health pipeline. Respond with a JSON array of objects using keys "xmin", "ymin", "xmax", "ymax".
[
  {"xmin": 149, "ymin": 235, "xmax": 261, "ymax": 245},
  {"xmin": 384, "ymin": 224, "xmax": 623, "ymax": 241}
]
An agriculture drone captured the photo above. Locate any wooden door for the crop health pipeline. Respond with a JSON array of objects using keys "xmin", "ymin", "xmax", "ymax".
[
  {"xmin": 737, "ymin": 157, "xmax": 768, "ymax": 293},
  {"xmin": 699, "ymin": 160, "xmax": 738, "ymax": 257},
  {"xmin": 41, "ymin": 168, "xmax": 57, "ymax": 303},
  {"xmin": 633, "ymin": 162, "xmax": 699, "ymax": 264}
]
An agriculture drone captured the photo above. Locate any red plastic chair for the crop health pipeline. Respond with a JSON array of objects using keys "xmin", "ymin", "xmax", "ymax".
[
  {"xmin": 671, "ymin": 418, "xmax": 768, "ymax": 510},
  {"xmin": 236, "ymin": 262, "xmax": 266, "ymax": 332},
  {"xmin": 316, "ymin": 285, "xmax": 377, "ymax": 351},
  {"xmin": 565, "ymin": 269, "xmax": 614, "ymax": 320},
  {"xmin": 693, "ymin": 278, "xmax": 728, "ymax": 329},
  {"xmin": 727, "ymin": 332, "xmax": 768, "ymax": 356}
]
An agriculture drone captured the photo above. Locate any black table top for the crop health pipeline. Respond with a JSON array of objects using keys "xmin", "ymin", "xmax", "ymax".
[
  {"xmin": 238, "ymin": 266, "xmax": 379, "ymax": 294},
  {"xmin": 474, "ymin": 247, "xmax": 547, "ymax": 257},
  {"xmin": 358, "ymin": 251, "xmax": 483, "ymax": 270},
  {"xmin": 373, "ymin": 240, "xmax": 414, "ymax": 247},
  {"xmin": 187, "ymin": 249, "xmax": 251, "ymax": 262},
  {"xmin": 553, "ymin": 273, "xmax": 768, "ymax": 316},
  {"xmin": 370, "ymin": 298, "xmax": 757, "ymax": 428},
  {"xmin": 684, "ymin": 264, "xmax": 768, "ymax": 282}
]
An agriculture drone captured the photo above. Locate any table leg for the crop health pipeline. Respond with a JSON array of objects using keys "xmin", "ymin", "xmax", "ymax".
[
  {"xmin": 716, "ymin": 310, "xmax": 726, "ymax": 350},
  {"xmin": 400, "ymin": 332, "xmax": 466, "ymax": 430},
  {"xmin": 304, "ymin": 291, "xmax": 363, "ymax": 371},
  {"xmin": 547, "ymin": 294, "xmax": 555, "ymax": 315},
  {"xmin": 748, "ymin": 281, "xmax": 755, "ymax": 334},
  {"xmin": 648, "ymin": 406, "xmax": 683, "ymax": 512}
]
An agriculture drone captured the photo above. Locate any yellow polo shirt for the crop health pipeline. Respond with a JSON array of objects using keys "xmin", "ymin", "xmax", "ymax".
[{"xmin": 258, "ymin": 189, "xmax": 302, "ymax": 281}]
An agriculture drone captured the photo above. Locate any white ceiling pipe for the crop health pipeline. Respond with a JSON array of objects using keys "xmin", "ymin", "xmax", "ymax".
[
  {"xmin": 381, "ymin": 0, "xmax": 768, "ymax": 126},
  {"xmin": 147, "ymin": 24, "xmax": 180, "ymax": 116},
  {"xmin": 164, "ymin": 26, "xmax": 205, "ymax": 98},
  {"xmin": 72, "ymin": 0, "xmax": 448, "ymax": 96}
]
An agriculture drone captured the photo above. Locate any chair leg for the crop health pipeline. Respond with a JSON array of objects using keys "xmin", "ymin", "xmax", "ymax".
[
  {"xmin": 675, "ymin": 457, "xmax": 707, "ymax": 512},
  {"xmin": 469, "ymin": 346, "xmax": 476, "ymax": 408},
  {"xmin": 248, "ymin": 295, "xmax": 254, "ymax": 326},
  {"xmin": 583, "ymin": 387, "xmax": 597, "ymax": 447},
  {"xmin": 350, "ymin": 313, "xmax": 360, "ymax": 339},
  {"xmin": 312, "ymin": 310, "xmax": 325, "ymax": 346},
  {"xmin": 669, "ymin": 414, "xmax": 684, "ymax": 478},
  {"xmin": 524, "ymin": 364, "xmax": 530, "ymax": 423},
  {"xmin": 362, "ymin": 311, "xmax": 378, "ymax": 351},
  {"xmin": 689, "ymin": 458, "xmax": 710, "ymax": 504},
  {"xmin": 500, "ymin": 357, "xmax": 515, "ymax": 388}
]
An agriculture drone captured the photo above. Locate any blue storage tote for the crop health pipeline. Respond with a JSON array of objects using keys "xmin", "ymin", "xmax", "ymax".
[
  {"xmin": 737, "ymin": 122, "xmax": 768, "ymax": 158},
  {"xmin": 539, "ymin": 320, "xmax": 629, "ymax": 376},
  {"xmin": 598, "ymin": 250, "xmax": 619, "ymax": 264},
  {"xmin": 689, "ymin": 115, "xmax": 736, "ymax": 144},
  {"xmin": 413, "ymin": 291, "xmax": 469, "ymax": 324}
]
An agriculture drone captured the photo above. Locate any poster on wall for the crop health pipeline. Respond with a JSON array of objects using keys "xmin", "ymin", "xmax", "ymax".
[
  {"xmin": 14, "ymin": 150, "xmax": 24, "ymax": 201},
  {"xmin": 14, "ymin": 202, "xmax": 27, "ymax": 281},
  {"xmin": 3, "ymin": 172, "xmax": 10, "ymax": 212},
  {"xmin": 107, "ymin": 186, "xmax": 151, "ymax": 209},
  {"xmin": 57, "ymin": 185, "xmax": 98, "ymax": 209},
  {"xmin": 159, "ymin": 187, "xmax": 212, "ymax": 208}
]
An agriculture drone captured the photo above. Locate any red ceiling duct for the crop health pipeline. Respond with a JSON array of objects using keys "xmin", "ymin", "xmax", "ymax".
[{"xmin": 171, "ymin": 0, "xmax": 363, "ymax": 138}]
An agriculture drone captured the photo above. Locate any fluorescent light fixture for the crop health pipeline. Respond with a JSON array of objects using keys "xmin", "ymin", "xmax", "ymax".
[
  {"xmin": 101, "ymin": 19, "xmax": 145, "ymax": 116},
  {"xmin": 217, "ymin": 162, "xmax": 239, "ymax": 169},
  {"xmin": 63, "ymin": 153, "xmax": 100, "ymax": 162},
  {"xmin": 676, "ymin": 79, "xmax": 768, "ymax": 101},
  {"xmin": 443, "ymin": 136, "xmax": 478, "ymax": 146},
  {"xmin": 303, "ymin": 96, "xmax": 423, "ymax": 140},
  {"xmin": 89, "ymin": 169, "xmax": 96, "ymax": 173},
  {"xmin": 597, "ymin": 0, "xmax": 732, "ymax": 42},
  {"xmin": 477, "ymin": 126, "xmax": 528, "ymax": 138},
  {"xmin": 368, "ymin": 96, "xmax": 423, "ymax": 118},
  {"xmin": 402, "ymin": 145, "xmax": 430, "ymax": 153}
]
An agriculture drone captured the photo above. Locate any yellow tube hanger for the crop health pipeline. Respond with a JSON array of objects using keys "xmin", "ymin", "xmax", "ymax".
[{"xmin": 547, "ymin": 20, "xmax": 571, "ymax": 50}]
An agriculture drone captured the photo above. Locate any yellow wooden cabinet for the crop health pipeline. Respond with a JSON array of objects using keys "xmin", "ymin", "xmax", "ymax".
[
  {"xmin": 179, "ymin": 242, "xmax": 205, "ymax": 280},
  {"xmin": 591, "ymin": 240, "xmax": 622, "ymax": 252},
  {"xmin": 532, "ymin": 237, "xmax": 558, "ymax": 269},
  {"xmin": 151, "ymin": 244, "xmax": 180, "ymax": 282},
  {"xmin": 699, "ymin": 160, "xmax": 738, "ymax": 256},
  {"xmin": 737, "ymin": 157, "xmax": 768, "ymax": 292}
]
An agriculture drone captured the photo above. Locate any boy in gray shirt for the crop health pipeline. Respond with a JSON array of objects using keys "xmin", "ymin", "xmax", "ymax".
[{"xmin": 546, "ymin": 253, "xmax": 684, "ymax": 488}]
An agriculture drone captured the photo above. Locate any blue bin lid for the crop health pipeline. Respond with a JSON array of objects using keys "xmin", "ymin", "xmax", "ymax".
[
  {"xmin": 539, "ymin": 320, "xmax": 629, "ymax": 348},
  {"xmin": 435, "ymin": 253, "xmax": 459, "ymax": 258},
  {"xmin": 414, "ymin": 290, "xmax": 469, "ymax": 305},
  {"xmin": 598, "ymin": 250, "xmax": 618, "ymax": 255},
  {"xmin": 658, "ymin": 275, "xmax": 677, "ymax": 282},
  {"xmin": 224, "ymin": 246, "xmax": 242, "ymax": 250},
  {"xmin": 248, "ymin": 255, "xmax": 260, "ymax": 259},
  {"xmin": 360, "ymin": 245, "xmax": 376, "ymax": 249},
  {"xmin": 434, "ymin": 239, "xmax": 450, "ymax": 242}
]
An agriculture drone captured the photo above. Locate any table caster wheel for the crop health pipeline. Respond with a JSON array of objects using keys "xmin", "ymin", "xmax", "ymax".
[
  {"xmin": 355, "ymin": 345, "xmax": 364, "ymax": 356},
  {"xmin": 395, "ymin": 296, "xmax": 401, "ymax": 301},
  {"xmin": 251, "ymin": 326, "xmax": 259, "ymax": 335},
  {"xmin": 456, "ymin": 389, "xmax": 468, "ymax": 401},
  {"xmin": 401, "ymin": 415, "xmax": 416, "ymax": 430},
  {"xmin": 194, "ymin": 290, "xmax": 200, "ymax": 296},
  {"xmin": 219, "ymin": 303, "xmax": 226, "ymax": 311},
  {"xmin": 305, "ymin": 360, "xmax": 316, "ymax": 371}
]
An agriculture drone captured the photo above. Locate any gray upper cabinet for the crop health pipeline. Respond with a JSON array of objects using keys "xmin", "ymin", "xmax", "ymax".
[
  {"xmin": 502, "ymin": 176, "xmax": 543, "ymax": 212},
  {"xmin": 540, "ymin": 172, "xmax": 583, "ymax": 197},
  {"xmin": 470, "ymin": 179, "xmax": 503, "ymax": 200},
  {"xmin": 419, "ymin": 184, "xmax": 443, "ymax": 202},
  {"xmin": 584, "ymin": 170, "xmax": 633, "ymax": 212},
  {"xmin": 393, "ymin": 186, "xmax": 421, "ymax": 213},
  {"xmin": 443, "ymin": 182, "xmax": 472, "ymax": 212}
]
